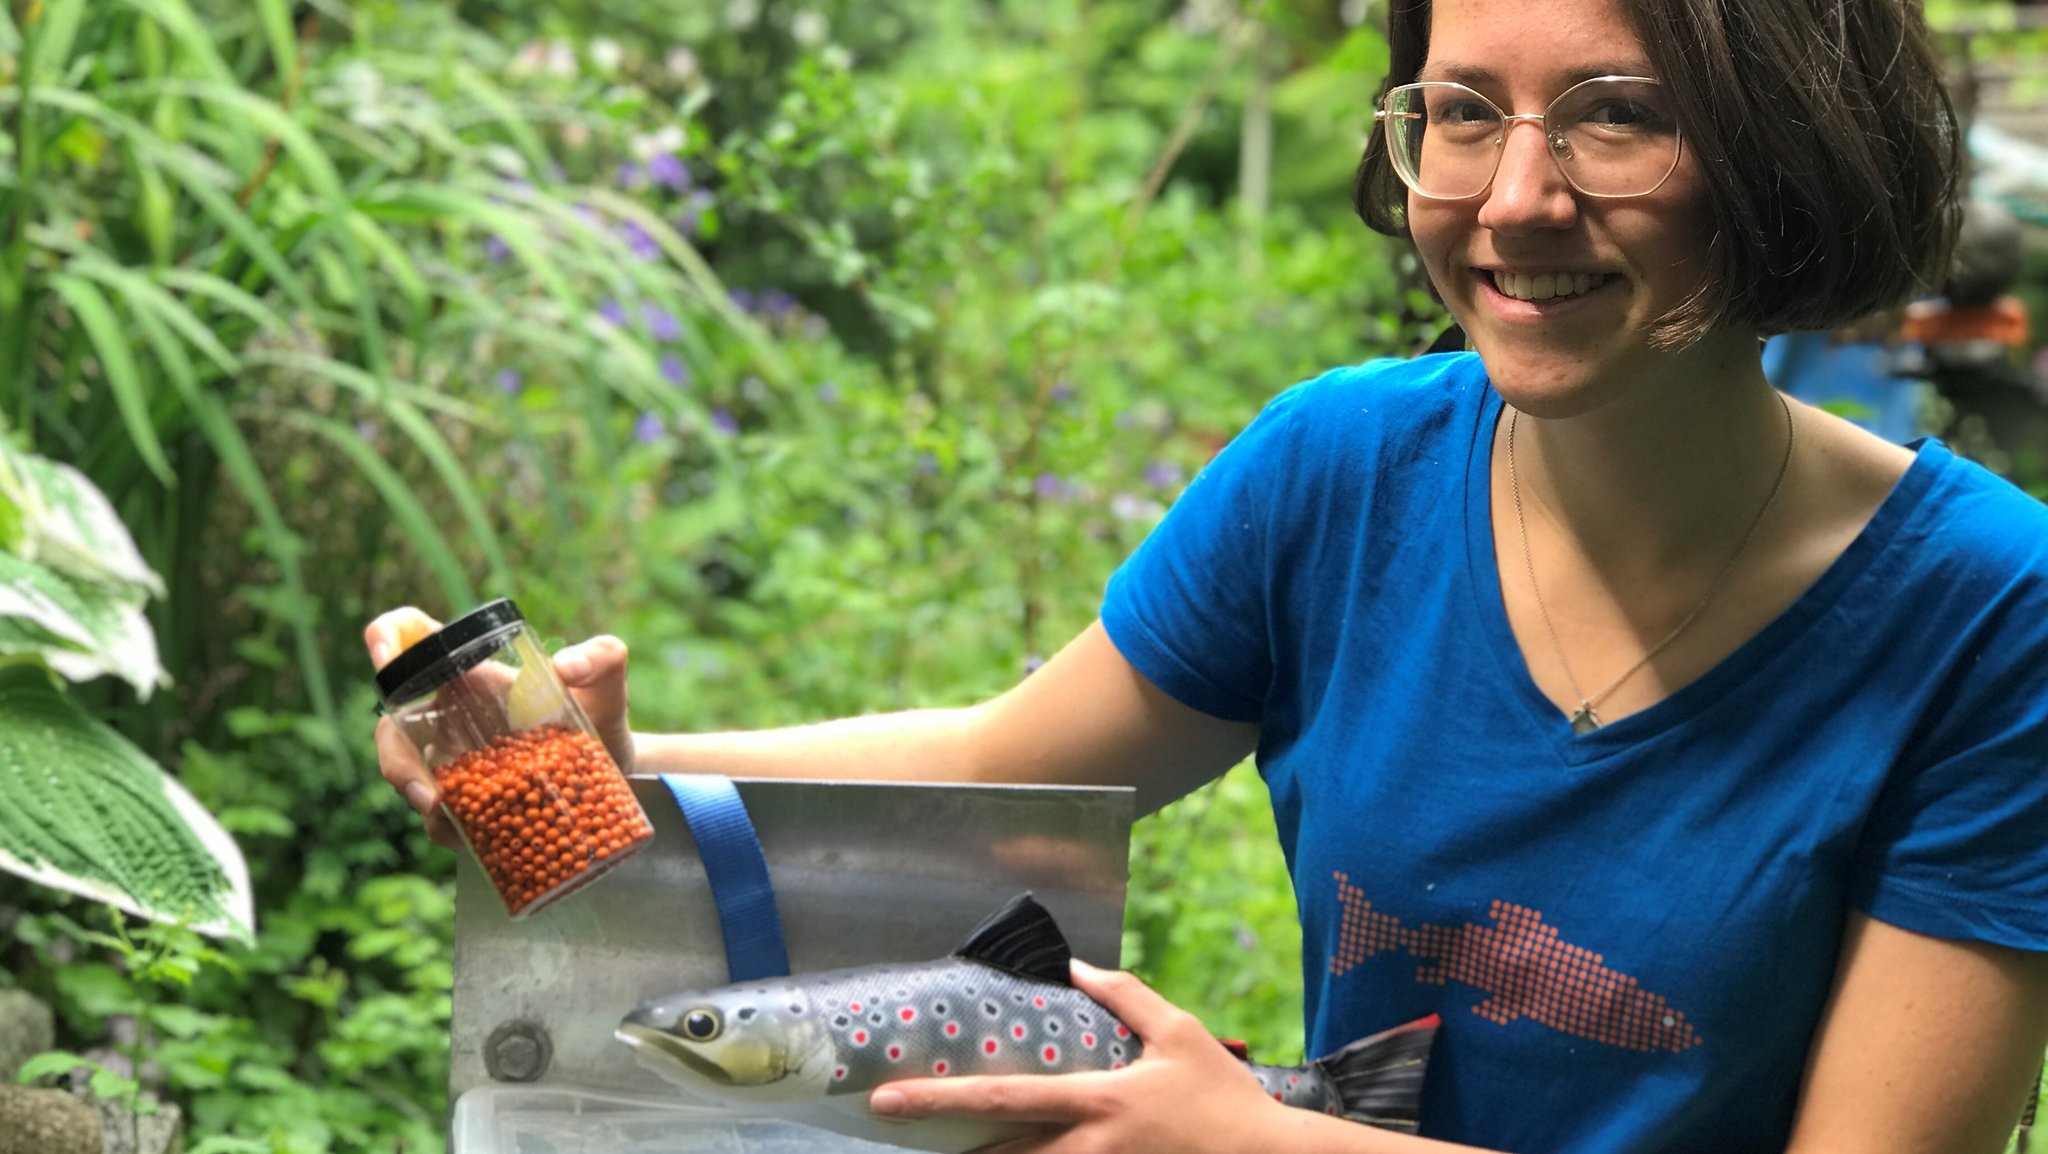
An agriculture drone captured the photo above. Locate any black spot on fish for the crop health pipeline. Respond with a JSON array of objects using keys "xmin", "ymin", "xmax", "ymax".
[
  {"xmin": 737, "ymin": 1008, "xmax": 757, "ymax": 1022},
  {"xmin": 964, "ymin": 986, "xmax": 978, "ymax": 997},
  {"xmin": 982, "ymin": 1001, "xmax": 999, "ymax": 1018},
  {"xmin": 1012, "ymin": 992, "xmax": 1027, "ymax": 1004},
  {"xmin": 790, "ymin": 1005, "xmax": 805, "ymax": 1015},
  {"xmin": 868, "ymin": 1011, "xmax": 885, "ymax": 1025},
  {"xmin": 833, "ymin": 1015, "xmax": 850, "ymax": 1028},
  {"xmin": 1111, "ymin": 1044, "xmax": 1125, "ymax": 1059},
  {"xmin": 1045, "ymin": 1019, "xmax": 1061, "ymax": 1035},
  {"xmin": 1076, "ymin": 1010, "xmax": 1094, "ymax": 1026},
  {"xmin": 934, "ymin": 1001, "xmax": 949, "ymax": 1015},
  {"xmin": 895, "ymin": 987, "xmax": 910, "ymax": 999}
]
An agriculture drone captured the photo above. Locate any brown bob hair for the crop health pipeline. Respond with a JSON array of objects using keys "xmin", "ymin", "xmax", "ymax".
[{"xmin": 1354, "ymin": 0, "xmax": 1963, "ymax": 347}]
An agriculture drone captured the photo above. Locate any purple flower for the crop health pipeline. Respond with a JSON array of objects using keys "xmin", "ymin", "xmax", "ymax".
[
  {"xmin": 617, "ymin": 161, "xmax": 644, "ymax": 189},
  {"xmin": 677, "ymin": 190, "xmax": 715, "ymax": 236},
  {"xmin": 816, "ymin": 380, "xmax": 841, "ymax": 404},
  {"xmin": 619, "ymin": 220, "xmax": 661, "ymax": 261},
  {"xmin": 1023, "ymin": 654, "xmax": 1046, "ymax": 676},
  {"xmin": 729, "ymin": 288, "xmax": 757, "ymax": 313},
  {"xmin": 496, "ymin": 369, "xmax": 523, "ymax": 395},
  {"xmin": 646, "ymin": 153, "xmax": 692, "ymax": 192},
  {"xmin": 760, "ymin": 289, "xmax": 798, "ymax": 319},
  {"xmin": 641, "ymin": 303, "xmax": 682, "ymax": 342},
  {"xmin": 1143, "ymin": 461, "xmax": 1184, "ymax": 489},
  {"xmin": 1050, "ymin": 378, "xmax": 1076, "ymax": 403},
  {"xmin": 711, "ymin": 407, "xmax": 739, "ymax": 436},
  {"xmin": 598, "ymin": 298, "xmax": 628, "ymax": 326},
  {"xmin": 634, "ymin": 411, "xmax": 665, "ymax": 443},
  {"xmin": 1034, "ymin": 473, "xmax": 1072, "ymax": 501},
  {"xmin": 915, "ymin": 453, "xmax": 938, "ymax": 476},
  {"xmin": 660, "ymin": 354, "xmax": 690, "ymax": 386},
  {"xmin": 483, "ymin": 234, "xmax": 510, "ymax": 262}
]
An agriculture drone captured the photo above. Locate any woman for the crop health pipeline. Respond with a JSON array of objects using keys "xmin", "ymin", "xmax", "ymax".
[{"xmin": 369, "ymin": 0, "xmax": 2048, "ymax": 1147}]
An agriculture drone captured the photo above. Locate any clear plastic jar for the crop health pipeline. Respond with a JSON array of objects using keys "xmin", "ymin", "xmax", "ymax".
[{"xmin": 375, "ymin": 599, "xmax": 654, "ymax": 918}]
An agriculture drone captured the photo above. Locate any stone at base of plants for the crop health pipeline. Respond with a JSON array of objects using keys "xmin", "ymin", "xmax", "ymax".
[
  {"xmin": 0, "ymin": 1085, "xmax": 101, "ymax": 1154},
  {"xmin": 0, "ymin": 989, "xmax": 56, "ymax": 1082},
  {"xmin": 90, "ymin": 1093, "xmax": 183, "ymax": 1154}
]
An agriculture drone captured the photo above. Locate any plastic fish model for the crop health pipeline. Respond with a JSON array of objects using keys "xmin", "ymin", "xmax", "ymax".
[{"xmin": 616, "ymin": 894, "xmax": 1439, "ymax": 1153}]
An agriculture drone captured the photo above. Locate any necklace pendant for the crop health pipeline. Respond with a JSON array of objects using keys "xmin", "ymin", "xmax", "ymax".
[{"xmin": 1570, "ymin": 703, "xmax": 1601, "ymax": 734}]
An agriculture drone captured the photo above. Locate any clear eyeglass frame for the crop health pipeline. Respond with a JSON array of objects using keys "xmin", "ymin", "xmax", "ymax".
[{"xmin": 1373, "ymin": 75, "xmax": 1685, "ymax": 201}]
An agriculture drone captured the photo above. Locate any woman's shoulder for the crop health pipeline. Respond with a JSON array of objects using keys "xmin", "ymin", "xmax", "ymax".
[{"xmin": 1259, "ymin": 351, "xmax": 1491, "ymax": 442}]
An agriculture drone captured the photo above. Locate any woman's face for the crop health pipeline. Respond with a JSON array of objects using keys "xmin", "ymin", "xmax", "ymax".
[{"xmin": 1406, "ymin": 0, "xmax": 1726, "ymax": 414}]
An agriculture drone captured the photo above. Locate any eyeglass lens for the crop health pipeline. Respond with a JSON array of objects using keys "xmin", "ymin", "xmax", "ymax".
[{"xmin": 1382, "ymin": 78, "xmax": 1681, "ymax": 199}]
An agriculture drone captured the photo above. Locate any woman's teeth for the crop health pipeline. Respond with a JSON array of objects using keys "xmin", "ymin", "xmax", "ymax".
[{"xmin": 1492, "ymin": 272, "xmax": 1611, "ymax": 301}]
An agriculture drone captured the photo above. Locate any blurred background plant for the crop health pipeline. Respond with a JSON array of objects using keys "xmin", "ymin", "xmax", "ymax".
[{"xmin": 1, "ymin": 0, "xmax": 2042, "ymax": 1151}]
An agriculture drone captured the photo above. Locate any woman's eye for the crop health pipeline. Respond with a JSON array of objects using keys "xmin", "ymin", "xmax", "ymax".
[
  {"xmin": 1435, "ymin": 101, "xmax": 1499, "ymax": 125},
  {"xmin": 1583, "ymin": 99, "xmax": 1665, "ymax": 130}
]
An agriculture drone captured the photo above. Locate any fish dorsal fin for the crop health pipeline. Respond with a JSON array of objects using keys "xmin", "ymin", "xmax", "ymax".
[{"xmin": 951, "ymin": 893, "xmax": 1073, "ymax": 986}]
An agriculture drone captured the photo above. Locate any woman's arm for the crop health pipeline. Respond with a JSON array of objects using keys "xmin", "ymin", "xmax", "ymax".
[
  {"xmin": 1785, "ymin": 913, "xmax": 2048, "ymax": 1154},
  {"xmin": 633, "ymin": 620, "xmax": 1258, "ymax": 816}
]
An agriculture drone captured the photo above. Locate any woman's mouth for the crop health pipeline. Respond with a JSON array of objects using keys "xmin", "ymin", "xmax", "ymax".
[{"xmin": 1486, "ymin": 270, "xmax": 1614, "ymax": 302}]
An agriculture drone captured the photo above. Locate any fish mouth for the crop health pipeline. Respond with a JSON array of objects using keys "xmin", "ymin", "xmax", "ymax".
[{"xmin": 615, "ymin": 1023, "xmax": 740, "ymax": 1088}]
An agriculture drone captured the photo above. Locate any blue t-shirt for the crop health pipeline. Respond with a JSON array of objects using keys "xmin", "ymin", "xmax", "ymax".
[{"xmin": 1101, "ymin": 353, "xmax": 2048, "ymax": 1153}]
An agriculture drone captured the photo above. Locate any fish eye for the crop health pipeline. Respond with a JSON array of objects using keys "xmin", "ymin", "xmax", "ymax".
[{"xmin": 682, "ymin": 1009, "xmax": 722, "ymax": 1042}]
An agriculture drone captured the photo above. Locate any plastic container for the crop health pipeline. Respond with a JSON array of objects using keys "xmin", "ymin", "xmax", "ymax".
[
  {"xmin": 376, "ymin": 599, "xmax": 654, "ymax": 918},
  {"xmin": 451, "ymin": 1086, "xmax": 903, "ymax": 1154}
]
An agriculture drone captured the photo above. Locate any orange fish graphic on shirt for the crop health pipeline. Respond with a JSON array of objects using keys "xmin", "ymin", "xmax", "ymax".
[{"xmin": 1331, "ymin": 872, "xmax": 1702, "ymax": 1054}]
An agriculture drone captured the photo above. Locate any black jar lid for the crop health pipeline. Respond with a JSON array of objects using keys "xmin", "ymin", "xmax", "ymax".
[{"xmin": 375, "ymin": 598, "xmax": 527, "ymax": 704}]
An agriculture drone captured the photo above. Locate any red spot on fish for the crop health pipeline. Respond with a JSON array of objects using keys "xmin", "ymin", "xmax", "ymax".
[
  {"xmin": 1033, "ymin": 996, "xmax": 1047, "ymax": 1009},
  {"xmin": 1288, "ymin": 1075, "xmax": 1299, "ymax": 1087},
  {"xmin": 934, "ymin": 1061, "xmax": 949, "ymax": 1075},
  {"xmin": 1111, "ymin": 1060, "xmax": 1126, "ymax": 1070},
  {"xmin": 899, "ymin": 1007, "xmax": 917, "ymax": 1023},
  {"xmin": 983, "ymin": 1039, "xmax": 999, "ymax": 1056},
  {"xmin": 849, "ymin": 1001, "xmax": 863, "ymax": 1013},
  {"xmin": 1082, "ymin": 1033, "xmax": 1097, "ymax": 1049},
  {"xmin": 1011, "ymin": 1024, "xmax": 1027, "ymax": 1040},
  {"xmin": 1273, "ymin": 1092, "xmax": 1285, "ymax": 1102},
  {"xmin": 833, "ymin": 1066, "xmax": 847, "ymax": 1081},
  {"xmin": 887, "ymin": 1045, "xmax": 903, "ymax": 1061},
  {"xmin": 1042, "ymin": 1045, "xmax": 1060, "ymax": 1064},
  {"xmin": 1114, "ymin": 1025, "xmax": 1130, "ymax": 1039},
  {"xmin": 1325, "ymin": 1105, "xmax": 1338, "ymax": 1116},
  {"xmin": 853, "ymin": 1030, "xmax": 869, "ymax": 1045},
  {"xmin": 944, "ymin": 1022, "xmax": 960, "ymax": 1037}
]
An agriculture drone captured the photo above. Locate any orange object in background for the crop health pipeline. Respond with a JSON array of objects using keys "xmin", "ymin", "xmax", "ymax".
[{"xmin": 1901, "ymin": 295, "xmax": 2032, "ymax": 347}]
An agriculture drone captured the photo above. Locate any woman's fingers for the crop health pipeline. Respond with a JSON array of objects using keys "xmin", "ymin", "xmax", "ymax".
[
  {"xmin": 555, "ymin": 635, "xmax": 634, "ymax": 771},
  {"xmin": 872, "ymin": 1074, "xmax": 1108, "ymax": 1125},
  {"xmin": 375, "ymin": 715, "xmax": 461, "ymax": 847},
  {"xmin": 363, "ymin": 606, "xmax": 442, "ymax": 671}
]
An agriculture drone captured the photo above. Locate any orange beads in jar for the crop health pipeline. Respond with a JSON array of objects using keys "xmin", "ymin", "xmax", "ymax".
[{"xmin": 376, "ymin": 600, "xmax": 654, "ymax": 918}]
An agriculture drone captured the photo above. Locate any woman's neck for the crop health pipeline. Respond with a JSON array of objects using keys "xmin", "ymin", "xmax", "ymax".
[{"xmin": 1498, "ymin": 335, "xmax": 1790, "ymax": 576}]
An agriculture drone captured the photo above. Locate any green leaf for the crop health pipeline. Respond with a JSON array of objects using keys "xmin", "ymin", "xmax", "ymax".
[
  {"xmin": 0, "ymin": 552, "xmax": 165, "ymax": 697},
  {"xmin": 47, "ymin": 275, "xmax": 175, "ymax": 486},
  {"xmin": 2, "ymin": 439, "xmax": 166, "ymax": 599},
  {"xmin": 0, "ymin": 666, "xmax": 252, "ymax": 940},
  {"xmin": 14, "ymin": 1050, "xmax": 96, "ymax": 1085}
]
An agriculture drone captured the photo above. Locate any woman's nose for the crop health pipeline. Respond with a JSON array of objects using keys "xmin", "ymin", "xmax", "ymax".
[{"xmin": 1476, "ymin": 119, "xmax": 1578, "ymax": 234}]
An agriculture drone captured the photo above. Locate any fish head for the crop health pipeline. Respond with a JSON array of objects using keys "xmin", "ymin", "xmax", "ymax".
[{"xmin": 616, "ymin": 984, "xmax": 832, "ymax": 1103}]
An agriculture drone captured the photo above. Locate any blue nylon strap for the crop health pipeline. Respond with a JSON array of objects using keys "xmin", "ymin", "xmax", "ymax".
[{"xmin": 659, "ymin": 774, "xmax": 790, "ymax": 982}]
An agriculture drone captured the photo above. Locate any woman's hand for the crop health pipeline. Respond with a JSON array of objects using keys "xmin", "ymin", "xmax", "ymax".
[
  {"xmin": 363, "ymin": 606, "xmax": 635, "ymax": 848},
  {"xmin": 869, "ymin": 960, "xmax": 1291, "ymax": 1154}
]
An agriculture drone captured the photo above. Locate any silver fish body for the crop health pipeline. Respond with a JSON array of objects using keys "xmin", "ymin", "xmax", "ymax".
[{"xmin": 618, "ymin": 895, "xmax": 1433, "ymax": 1152}]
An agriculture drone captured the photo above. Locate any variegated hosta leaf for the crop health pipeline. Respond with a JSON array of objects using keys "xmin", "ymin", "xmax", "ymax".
[
  {"xmin": 0, "ymin": 438, "xmax": 31, "ymax": 554},
  {"xmin": 9, "ymin": 450, "xmax": 166, "ymax": 599},
  {"xmin": 0, "ymin": 552, "xmax": 167, "ymax": 700},
  {"xmin": 0, "ymin": 666, "xmax": 253, "ymax": 941}
]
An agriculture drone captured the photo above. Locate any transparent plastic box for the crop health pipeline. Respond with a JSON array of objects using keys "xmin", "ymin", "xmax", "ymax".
[
  {"xmin": 377, "ymin": 599, "xmax": 654, "ymax": 918},
  {"xmin": 452, "ymin": 1086, "xmax": 901, "ymax": 1154}
]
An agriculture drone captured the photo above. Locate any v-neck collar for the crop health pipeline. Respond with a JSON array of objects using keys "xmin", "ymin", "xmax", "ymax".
[{"xmin": 1459, "ymin": 383, "xmax": 1949, "ymax": 767}]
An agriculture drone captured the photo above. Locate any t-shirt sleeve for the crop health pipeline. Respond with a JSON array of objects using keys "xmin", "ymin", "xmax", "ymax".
[
  {"xmin": 1100, "ymin": 385, "xmax": 1315, "ymax": 723},
  {"xmin": 1849, "ymin": 576, "xmax": 2048, "ymax": 953}
]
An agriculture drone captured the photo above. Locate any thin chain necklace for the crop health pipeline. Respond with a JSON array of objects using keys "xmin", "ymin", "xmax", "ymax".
[{"xmin": 1508, "ymin": 393, "xmax": 1795, "ymax": 734}]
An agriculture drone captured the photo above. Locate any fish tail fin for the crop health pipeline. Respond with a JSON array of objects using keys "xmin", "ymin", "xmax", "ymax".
[{"xmin": 1317, "ymin": 1013, "xmax": 1440, "ymax": 1132}]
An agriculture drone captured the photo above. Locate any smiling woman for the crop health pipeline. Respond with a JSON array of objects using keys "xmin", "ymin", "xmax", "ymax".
[{"xmin": 369, "ymin": 0, "xmax": 2048, "ymax": 1148}]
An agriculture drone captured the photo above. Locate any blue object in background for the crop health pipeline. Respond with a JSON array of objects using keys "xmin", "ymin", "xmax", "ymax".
[{"xmin": 1763, "ymin": 332, "xmax": 1927, "ymax": 444}]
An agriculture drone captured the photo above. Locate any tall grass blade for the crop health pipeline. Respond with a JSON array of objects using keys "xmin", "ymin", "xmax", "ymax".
[{"xmin": 46, "ymin": 276, "xmax": 175, "ymax": 485}]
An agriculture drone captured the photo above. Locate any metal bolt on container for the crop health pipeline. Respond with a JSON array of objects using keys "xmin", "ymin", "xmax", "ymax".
[{"xmin": 483, "ymin": 1022, "xmax": 551, "ymax": 1083}]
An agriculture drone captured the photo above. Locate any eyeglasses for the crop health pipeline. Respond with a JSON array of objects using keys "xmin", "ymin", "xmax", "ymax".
[{"xmin": 1374, "ymin": 76, "xmax": 1684, "ymax": 200}]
